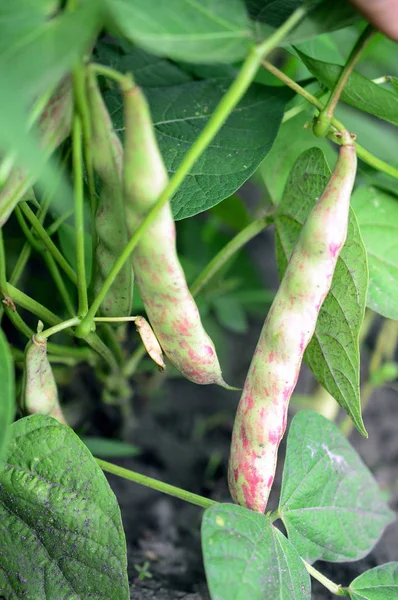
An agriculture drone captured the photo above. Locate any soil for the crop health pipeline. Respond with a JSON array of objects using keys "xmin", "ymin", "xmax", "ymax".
[{"xmin": 83, "ymin": 224, "xmax": 398, "ymax": 599}]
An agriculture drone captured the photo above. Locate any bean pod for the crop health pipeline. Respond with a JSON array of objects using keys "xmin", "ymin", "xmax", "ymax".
[
  {"xmin": 87, "ymin": 72, "xmax": 133, "ymax": 317},
  {"xmin": 228, "ymin": 138, "xmax": 357, "ymax": 512},
  {"xmin": 21, "ymin": 335, "xmax": 66, "ymax": 424},
  {"xmin": 0, "ymin": 77, "xmax": 73, "ymax": 228},
  {"xmin": 122, "ymin": 83, "xmax": 227, "ymax": 386}
]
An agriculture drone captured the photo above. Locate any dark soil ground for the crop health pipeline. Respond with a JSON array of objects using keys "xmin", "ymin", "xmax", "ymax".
[{"xmin": 83, "ymin": 225, "xmax": 398, "ymax": 599}]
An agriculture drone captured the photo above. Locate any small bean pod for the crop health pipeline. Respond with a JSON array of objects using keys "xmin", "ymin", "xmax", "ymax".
[
  {"xmin": 0, "ymin": 77, "xmax": 73, "ymax": 228},
  {"xmin": 122, "ymin": 83, "xmax": 226, "ymax": 386},
  {"xmin": 228, "ymin": 138, "xmax": 357, "ymax": 513},
  {"xmin": 21, "ymin": 334, "xmax": 66, "ymax": 424},
  {"xmin": 87, "ymin": 72, "xmax": 133, "ymax": 317}
]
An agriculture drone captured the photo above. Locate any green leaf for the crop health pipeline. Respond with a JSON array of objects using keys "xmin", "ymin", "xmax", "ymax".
[
  {"xmin": 248, "ymin": 0, "xmax": 359, "ymax": 43},
  {"xmin": 0, "ymin": 329, "xmax": 15, "ymax": 461},
  {"xmin": 0, "ymin": 415, "xmax": 129, "ymax": 599},
  {"xmin": 202, "ymin": 503, "xmax": 311, "ymax": 600},
  {"xmin": 349, "ymin": 563, "xmax": 398, "ymax": 600},
  {"xmin": 279, "ymin": 411, "xmax": 394, "ymax": 563},
  {"xmin": 1, "ymin": 1, "xmax": 102, "ymax": 98},
  {"xmin": 391, "ymin": 77, "xmax": 398, "ymax": 95},
  {"xmin": 106, "ymin": 73, "xmax": 291, "ymax": 219},
  {"xmin": 81, "ymin": 436, "xmax": 141, "ymax": 458},
  {"xmin": 212, "ymin": 295, "xmax": 248, "ymax": 333},
  {"xmin": 275, "ymin": 147, "xmax": 368, "ymax": 434},
  {"xmin": 259, "ymin": 108, "xmax": 337, "ymax": 204},
  {"xmin": 297, "ymin": 50, "xmax": 398, "ymax": 126},
  {"xmin": 105, "ymin": 0, "xmax": 252, "ymax": 64},
  {"xmin": 351, "ymin": 186, "xmax": 398, "ymax": 320}
]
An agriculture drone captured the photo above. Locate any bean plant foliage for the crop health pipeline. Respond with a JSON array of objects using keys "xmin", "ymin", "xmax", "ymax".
[{"xmin": 0, "ymin": 1, "xmax": 397, "ymax": 599}]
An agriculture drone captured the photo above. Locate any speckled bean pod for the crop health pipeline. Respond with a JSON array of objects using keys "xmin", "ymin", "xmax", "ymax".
[
  {"xmin": 228, "ymin": 140, "xmax": 357, "ymax": 512},
  {"xmin": 0, "ymin": 77, "xmax": 73, "ymax": 228},
  {"xmin": 21, "ymin": 336, "xmax": 66, "ymax": 424},
  {"xmin": 87, "ymin": 72, "xmax": 133, "ymax": 317},
  {"xmin": 123, "ymin": 84, "xmax": 226, "ymax": 386}
]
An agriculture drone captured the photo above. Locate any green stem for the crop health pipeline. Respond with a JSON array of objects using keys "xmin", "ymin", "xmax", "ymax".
[
  {"xmin": 94, "ymin": 316, "xmax": 138, "ymax": 323},
  {"xmin": 314, "ymin": 25, "xmax": 374, "ymax": 134},
  {"xmin": 89, "ymin": 63, "xmax": 131, "ymax": 87},
  {"xmin": 5, "ymin": 283, "xmax": 67, "ymax": 329},
  {"xmin": 122, "ymin": 344, "xmax": 146, "ymax": 378},
  {"xmin": 72, "ymin": 114, "xmax": 89, "ymax": 315},
  {"xmin": 97, "ymin": 459, "xmax": 217, "ymax": 509},
  {"xmin": 81, "ymin": 5, "xmax": 309, "ymax": 330},
  {"xmin": 46, "ymin": 209, "xmax": 74, "ymax": 237},
  {"xmin": 190, "ymin": 216, "xmax": 273, "ymax": 297},
  {"xmin": 84, "ymin": 332, "xmax": 119, "ymax": 372},
  {"xmin": 302, "ymin": 560, "xmax": 349, "ymax": 596},
  {"xmin": 43, "ymin": 254, "xmax": 76, "ymax": 317},
  {"xmin": 73, "ymin": 63, "xmax": 97, "ymax": 218},
  {"xmin": 261, "ymin": 60, "xmax": 398, "ymax": 179},
  {"xmin": 19, "ymin": 202, "xmax": 78, "ymax": 284},
  {"xmin": 15, "ymin": 205, "xmax": 76, "ymax": 318},
  {"xmin": 35, "ymin": 317, "xmax": 80, "ymax": 342}
]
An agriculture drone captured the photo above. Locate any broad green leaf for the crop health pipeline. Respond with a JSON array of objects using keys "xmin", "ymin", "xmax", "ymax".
[
  {"xmin": 297, "ymin": 51, "xmax": 398, "ymax": 126},
  {"xmin": 105, "ymin": 0, "xmax": 252, "ymax": 64},
  {"xmin": 336, "ymin": 104, "xmax": 398, "ymax": 168},
  {"xmin": 279, "ymin": 411, "xmax": 394, "ymax": 563},
  {"xmin": 107, "ymin": 76, "xmax": 291, "ymax": 220},
  {"xmin": 351, "ymin": 186, "xmax": 398, "ymax": 320},
  {"xmin": 275, "ymin": 148, "xmax": 368, "ymax": 434},
  {"xmin": 259, "ymin": 108, "xmax": 337, "ymax": 204},
  {"xmin": 1, "ymin": 1, "xmax": 102, "ymax": 98},
  {"xmin": 0, "ymin": 329, "xmax": 14, "ymax": 461},
  {"xmin": 391, "ymin": 77, "xmax": 398, "ymax": 95},
  {"xmin": 0, "ymin": 415, "xmax": 129, "ymax": 599},
  {"xmin": 81, "ymin": 436, "xmax": 141, "ymax": 458},
  {"xmin": 212, "ymin": 295, "xmax": 248, "ymax": 333},
  {"xmin": 248, "ymin": 0, "xmax": 359, "ymax": 43},
  {"xmin": 202, "ymin": 503, "xmax": 311, "ymax": 600},
  {"xmin": 349, "ymin": 563, "xmax": 398, "ymax": 600}
]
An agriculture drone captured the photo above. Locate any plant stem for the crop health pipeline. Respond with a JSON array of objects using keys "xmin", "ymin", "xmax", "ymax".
[
  {"xmin": 318, "ymin": 25, "xmax": 374, "ymax": 124},
  {"xmin": 261, "ymin": 60, "xmax": 398, "ymax": 179},
  {"xmin": 19, "ymin": 202, "xmax": 78, "ymax": 284},
  {"xmin": 46, "ymin": 209, "xmax": 74, "ymax": 237},
  {"xmin": 302, "ymin": 560, "xmax": 349, "ymax": 596},
  {"xmin": 191, "ymin": 215, "xmax": 273, "ymax": 297},
  {"xmin": 97, "ymin": 459, "xmax": 218, "ymax": 509},
  {"xmin": 81, "ymin": 6, "xmax": 309, "ymax": 331},
  {"xmin": 122, "ymin": 344, "xmax": 146, "ymax": 378},
  {"xmin": 94, "ymin": 316, "xmax": 138, "ymax": 323},
  {"xmin": 73, "ymin": 63, "xmax": 97, "ymax": 217},
  {"xmin": 72, "ymin": 114, "xmax": 89, "ymax": 315},
  {"xmin": 43, "ymin": 254, "xmax": 76, "ymax": 317},
  {"xmin": 89, "ymin": 63, "xmax": 131, "ymax": 87},
  {"xmin": 35, "ymin": 317, "xmax": 80, "ymax": 342},
  {"xmin": 5, "ymin": 283, "xmax": 68, "ymax": 330}
]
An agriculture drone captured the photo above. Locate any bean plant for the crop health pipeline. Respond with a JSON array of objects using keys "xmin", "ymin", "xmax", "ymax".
[{"xmin": 0, "ymin": 1, "xmax": 398, "ymax": 599}]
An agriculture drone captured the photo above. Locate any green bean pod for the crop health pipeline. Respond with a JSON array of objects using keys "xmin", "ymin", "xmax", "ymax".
[
  {"xmin": 21, "ymin": 335, "xmax": 66, "ymax": 424},
  {"xmin": 228, "ymin": 139, "xmax": 358, "ymax": 513},
  {"xmin": 0, "ymin": 77, "xmax": 73, "ymax": 228},
  {"xmin": 87, "ymin": 72, "xmax": 133, "ymax": 317},
  {"xmin": 123, "ymin": 83, "xmax": 226, "ymax": 386}
]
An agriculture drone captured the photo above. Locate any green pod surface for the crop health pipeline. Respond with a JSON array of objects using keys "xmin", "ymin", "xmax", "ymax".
[
  {"xmin": 228, "ymin": 141, "xmax": 358, "ymax": 513},
  {"xmin": 123, "ymin": 85, "xmax": 226, "ymax": 386},
  {"xmin": 21, "ymin": 336, "xmax": 66, "ymax": 424},
  {"xmin": 87, "ymin": 72, "xmax": 133, "ymax": 317},
  {"xmin": 0, "ymin": 77, "xmax": 73, "ymax": 228}
]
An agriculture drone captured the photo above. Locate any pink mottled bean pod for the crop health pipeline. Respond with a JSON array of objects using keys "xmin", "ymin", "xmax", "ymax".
[
  {"xmin": 22, "ymin": 335, "xmax": 66, "ymax": 425},
  {"xmin": 228, "ymin": 139, "xmax": 357, "ymax": 513},
  {"xmin": 123, "ymin": 83, "xmax": 227, "ymax": 386},
  {"xmin": 0, "ymin": 77, "xmax": 73, "ymax": 228},
  {"xmin": 87, "ymin": 72, "xmax": 133, "ymax": 317}
]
